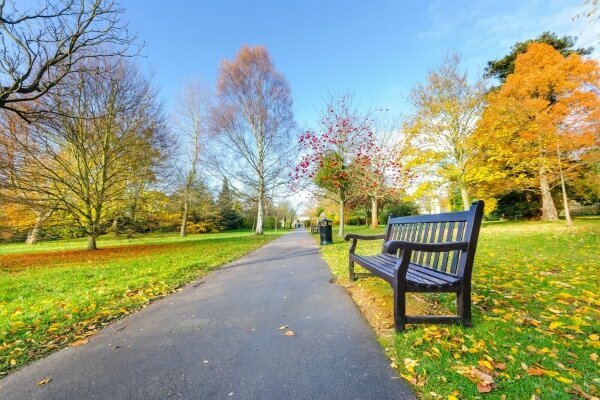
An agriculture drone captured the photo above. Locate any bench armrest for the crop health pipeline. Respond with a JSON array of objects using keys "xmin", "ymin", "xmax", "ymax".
[
  {"xmin": 344, "ymin": 234, "xmax": 386, "ymax": 241},
  {"xmin": 383, "ymin": 240, "xmax": 469, "ymax": 255},
  {"xmin": 345, "ymin": 234, "xmax": 386, "ymax": 254}
]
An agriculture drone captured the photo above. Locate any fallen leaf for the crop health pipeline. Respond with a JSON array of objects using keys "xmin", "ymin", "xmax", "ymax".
[
  {"xmin": 70, "ymin": 338, "xmax": 88, "ymax": 347},
  {"xmin": 526, "ymin": 367, "xmax": 544, "ymax": 376},
  {"xmin": 548, "ymin": 321, "xmax": 563, "ymax": 331},
  {"xmin": 479, "ymin": 359, "xmax": 494, "ymax": 371},
  {"xmin": 284, "ymin": 330, "xmax": 295, "ymax": 336},
  {"xmin": 555, "ymin": 376, "xmax": 572, "ymax": 384},
  {"xmin": 403, "ymin": 358, "xmax": 419, "ymax": 373},
  {"xmin": 37, "ymin": 378, "xmax": 51, "ymax": 386},
  {"xmin": 278, "ymin": 325, "xmax": 289, "ymax": 330},
  {"xmin": 477, "ymin": 382, "xmax": 493, "ymax": 393},
  {"xmin": 590, "ymin": 353, "xmax": 598, "ymax": 362},
  {"xmin": 400, "ymin": 372, "xmax": 413, "ymax": 382}
]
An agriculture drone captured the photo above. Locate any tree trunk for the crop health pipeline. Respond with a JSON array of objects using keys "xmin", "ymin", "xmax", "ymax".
[
  {"xmin": 26, "ymin": 210, "xmax": 52, "ymax": 245},
  {"xmin": 338, "ymin": 201, "xmax": 345, "ymax": 238},
  {"xmin": 460, "ymin": 185, "xmax": 470, "ymax": 211},
  {"xmin": 539, "ymin": 166, "xmax": 559, "ymax": 222},
  {"xmin": 371, "ymin": 197, "xmax": 378, "ymax": 228},
  {"xmin": 26, "ymin": 214, "xmax": 43, "ymax": 245},
  {"xmin": 87, "ymin": 234, "xmax": 97, "ymax": 250},
  {"xmin": 112, "ymin": 217, "xmax": 119, "ymax": 235},
  {"xmin": 180, "ymin": 197, "xmax": 189, "ymax": 237},
  {"xmin": 255, "ymin": 193, "xmax": 264, "ymax": 235},
  {"xmin": 556, "ymin": 142, "xmax": 572, "ymax": 227},
  {"xmin": 560, "ymin": 176, "xmax": 573, "ymax": 227}
]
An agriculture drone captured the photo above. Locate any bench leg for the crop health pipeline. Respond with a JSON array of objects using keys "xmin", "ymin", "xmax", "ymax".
[
  {"xmin": 349, "ymin": 257, "xmax": 355, "ymax": 282},
  {"xmin": 393, "ymin": 287, "xmax": 406, "ymax": 332},
  {"xmin": 457, "ymin": 288, "xmax": 472, "ymax": 327}
]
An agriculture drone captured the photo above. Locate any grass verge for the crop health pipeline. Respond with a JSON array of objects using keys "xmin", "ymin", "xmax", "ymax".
[
  {"xmin": 1, "ymin": 230, "xmax": 283, "ymax": 376},
  {"xmin": 318, "ymin": 219, "xmax": 600, "ymax": 399}
]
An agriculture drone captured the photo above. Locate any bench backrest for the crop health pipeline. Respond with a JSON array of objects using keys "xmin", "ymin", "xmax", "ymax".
[{"xmin": 383, "ymin": 200, "xmax": 484, "ymax": 279}]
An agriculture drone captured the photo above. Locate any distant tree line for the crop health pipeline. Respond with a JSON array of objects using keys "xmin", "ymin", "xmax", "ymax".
[
  {"xmin": 0, "ymin": 2, "xmax": 297, "ymax": 249},
  {"xmin": 0, "ymin": 1, "xmax": 597, "ymax": 249}
]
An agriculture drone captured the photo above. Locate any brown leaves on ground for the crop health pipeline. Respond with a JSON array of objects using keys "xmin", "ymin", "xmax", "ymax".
[
  {"xmin": 70, "ymin": 338, "xmax": 88, "ymax": 347},
  {"xmin": 0, "ymin": 242, "xmax": 188, "ymax": 272},
  {"xmin": 321, "ymin": 222, "xmax": 600, "ymax": 399},
  {"xmin": 342, "ymin": 277, "xmax": 435, "ymax": 337}
]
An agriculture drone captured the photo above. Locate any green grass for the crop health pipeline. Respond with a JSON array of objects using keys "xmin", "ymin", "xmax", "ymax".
[
  {"xmin": 319, "ymin": 219, "xmax": 600, "ymax": 399},
  {"xmin": 0, "ymin": 230, "xmax": 283, "ymax": 375}
]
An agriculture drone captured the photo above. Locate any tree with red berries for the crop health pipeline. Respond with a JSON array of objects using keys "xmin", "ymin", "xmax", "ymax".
[
  {"xmin": 293, "ymin": 95, "xmax": 375, "ymax": 237},
  {"xmin": 352, "ymin": 115, "xmax": 410, "ymax": 228}
]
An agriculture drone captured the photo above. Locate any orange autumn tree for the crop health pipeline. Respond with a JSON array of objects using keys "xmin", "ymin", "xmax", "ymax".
[{"xmin": 472, "ymin": 42, "xmax": 600, "ymax": 224}]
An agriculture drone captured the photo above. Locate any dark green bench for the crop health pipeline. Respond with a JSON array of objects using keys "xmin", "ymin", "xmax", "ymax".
[{"xmin": 345, "ymin": 201, "xmax": 484, "ymax": 331}]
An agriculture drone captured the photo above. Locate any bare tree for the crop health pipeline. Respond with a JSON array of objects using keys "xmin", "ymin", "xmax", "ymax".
[
  {"xmin": 0, "ymin": 58, "xmax": 165, "ymax": 249},
  {"xmin": 0, "ymin": 0, "xmax": 137, "ymax": 119},
  {"xmin": 210, "ymin": 45, "xmax": 295, "ymax": 235},
  {"xmin": 174, "ymin": 79, "xmax": 211, "ymax": 237}
]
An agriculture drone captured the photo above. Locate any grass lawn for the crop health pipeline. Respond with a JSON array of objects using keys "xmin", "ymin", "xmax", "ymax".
[
  {"xmin": 319, "ymin": 218, "xmax": 600, "ymax": 400},
  {"xmin": 0, "ymin": 230, "xmax": 283, "ymax": 376}
]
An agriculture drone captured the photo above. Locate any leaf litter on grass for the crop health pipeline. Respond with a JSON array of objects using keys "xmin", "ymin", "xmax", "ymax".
[{"xmin": 318, "ymin": 220, "xmax": 600, "ymax": 399}]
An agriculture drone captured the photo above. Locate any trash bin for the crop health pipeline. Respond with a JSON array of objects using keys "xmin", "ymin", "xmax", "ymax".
[{"xmin": 318, "ymin": 218, "xmax": 333, "ymax": 245}]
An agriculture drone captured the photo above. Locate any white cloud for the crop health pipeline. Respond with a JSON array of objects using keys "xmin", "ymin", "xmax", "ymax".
[{"xmin": 420, "ymin": 0, "xmax": 599, "ymax": 74}]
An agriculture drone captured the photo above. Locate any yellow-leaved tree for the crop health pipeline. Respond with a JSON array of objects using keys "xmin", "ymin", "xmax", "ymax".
[
  {"xmin": 404, "ymin": 55, "xmax": 487, "ymax": 211},
  {"xmin": 472, "ymin": 42, "xmax": 600, "ymax": 224}
]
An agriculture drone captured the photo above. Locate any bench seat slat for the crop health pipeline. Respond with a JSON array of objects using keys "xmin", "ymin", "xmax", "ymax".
[
  {"xmin": 351, "ymin": 254, "xmax": 461, "ymax": 288},
  {"xmin": 352, "ymin": 253, "xmax": 402, "ymax": 275},
  {"xmin": 410, "ymin": 263, "xmax": 460, "ymax": 283},
  {"xmin": 353, "ymin": 255, "xmax": 394, "ymax": 282},
  {"xmin": 407, "ymin": 267, "xmax": 460, "ymax": 287}
]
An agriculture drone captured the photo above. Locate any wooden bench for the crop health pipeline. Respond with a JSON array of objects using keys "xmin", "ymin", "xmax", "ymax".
[
  {"xmin": 310, "ymin": 225, "xmax": 319, "ymax": 234},
  {"xmin": 345, "ymin": 201, "xmax": 484, "ymax": 332}
]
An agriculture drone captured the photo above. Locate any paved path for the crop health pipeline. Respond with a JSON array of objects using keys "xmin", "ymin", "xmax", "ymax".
[{"xmin": 1, "ymin": 230, "xmax": 414, "ymax": 400}]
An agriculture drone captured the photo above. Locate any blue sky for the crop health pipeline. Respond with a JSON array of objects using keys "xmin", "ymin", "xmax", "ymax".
[{"xmin": 125, "ymin": 0, "xmax": 598, "ymax": 128}]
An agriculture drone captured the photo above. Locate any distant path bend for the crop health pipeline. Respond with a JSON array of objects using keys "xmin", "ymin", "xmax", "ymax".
[{"xmin": 1, "ymin": 230, "xmax": 415, "ymax": 400}]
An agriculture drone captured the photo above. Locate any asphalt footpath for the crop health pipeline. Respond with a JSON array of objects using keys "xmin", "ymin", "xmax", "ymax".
[{"xmin": 0, "ymin": 229, "xmax": 415, "ymax": 400}]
